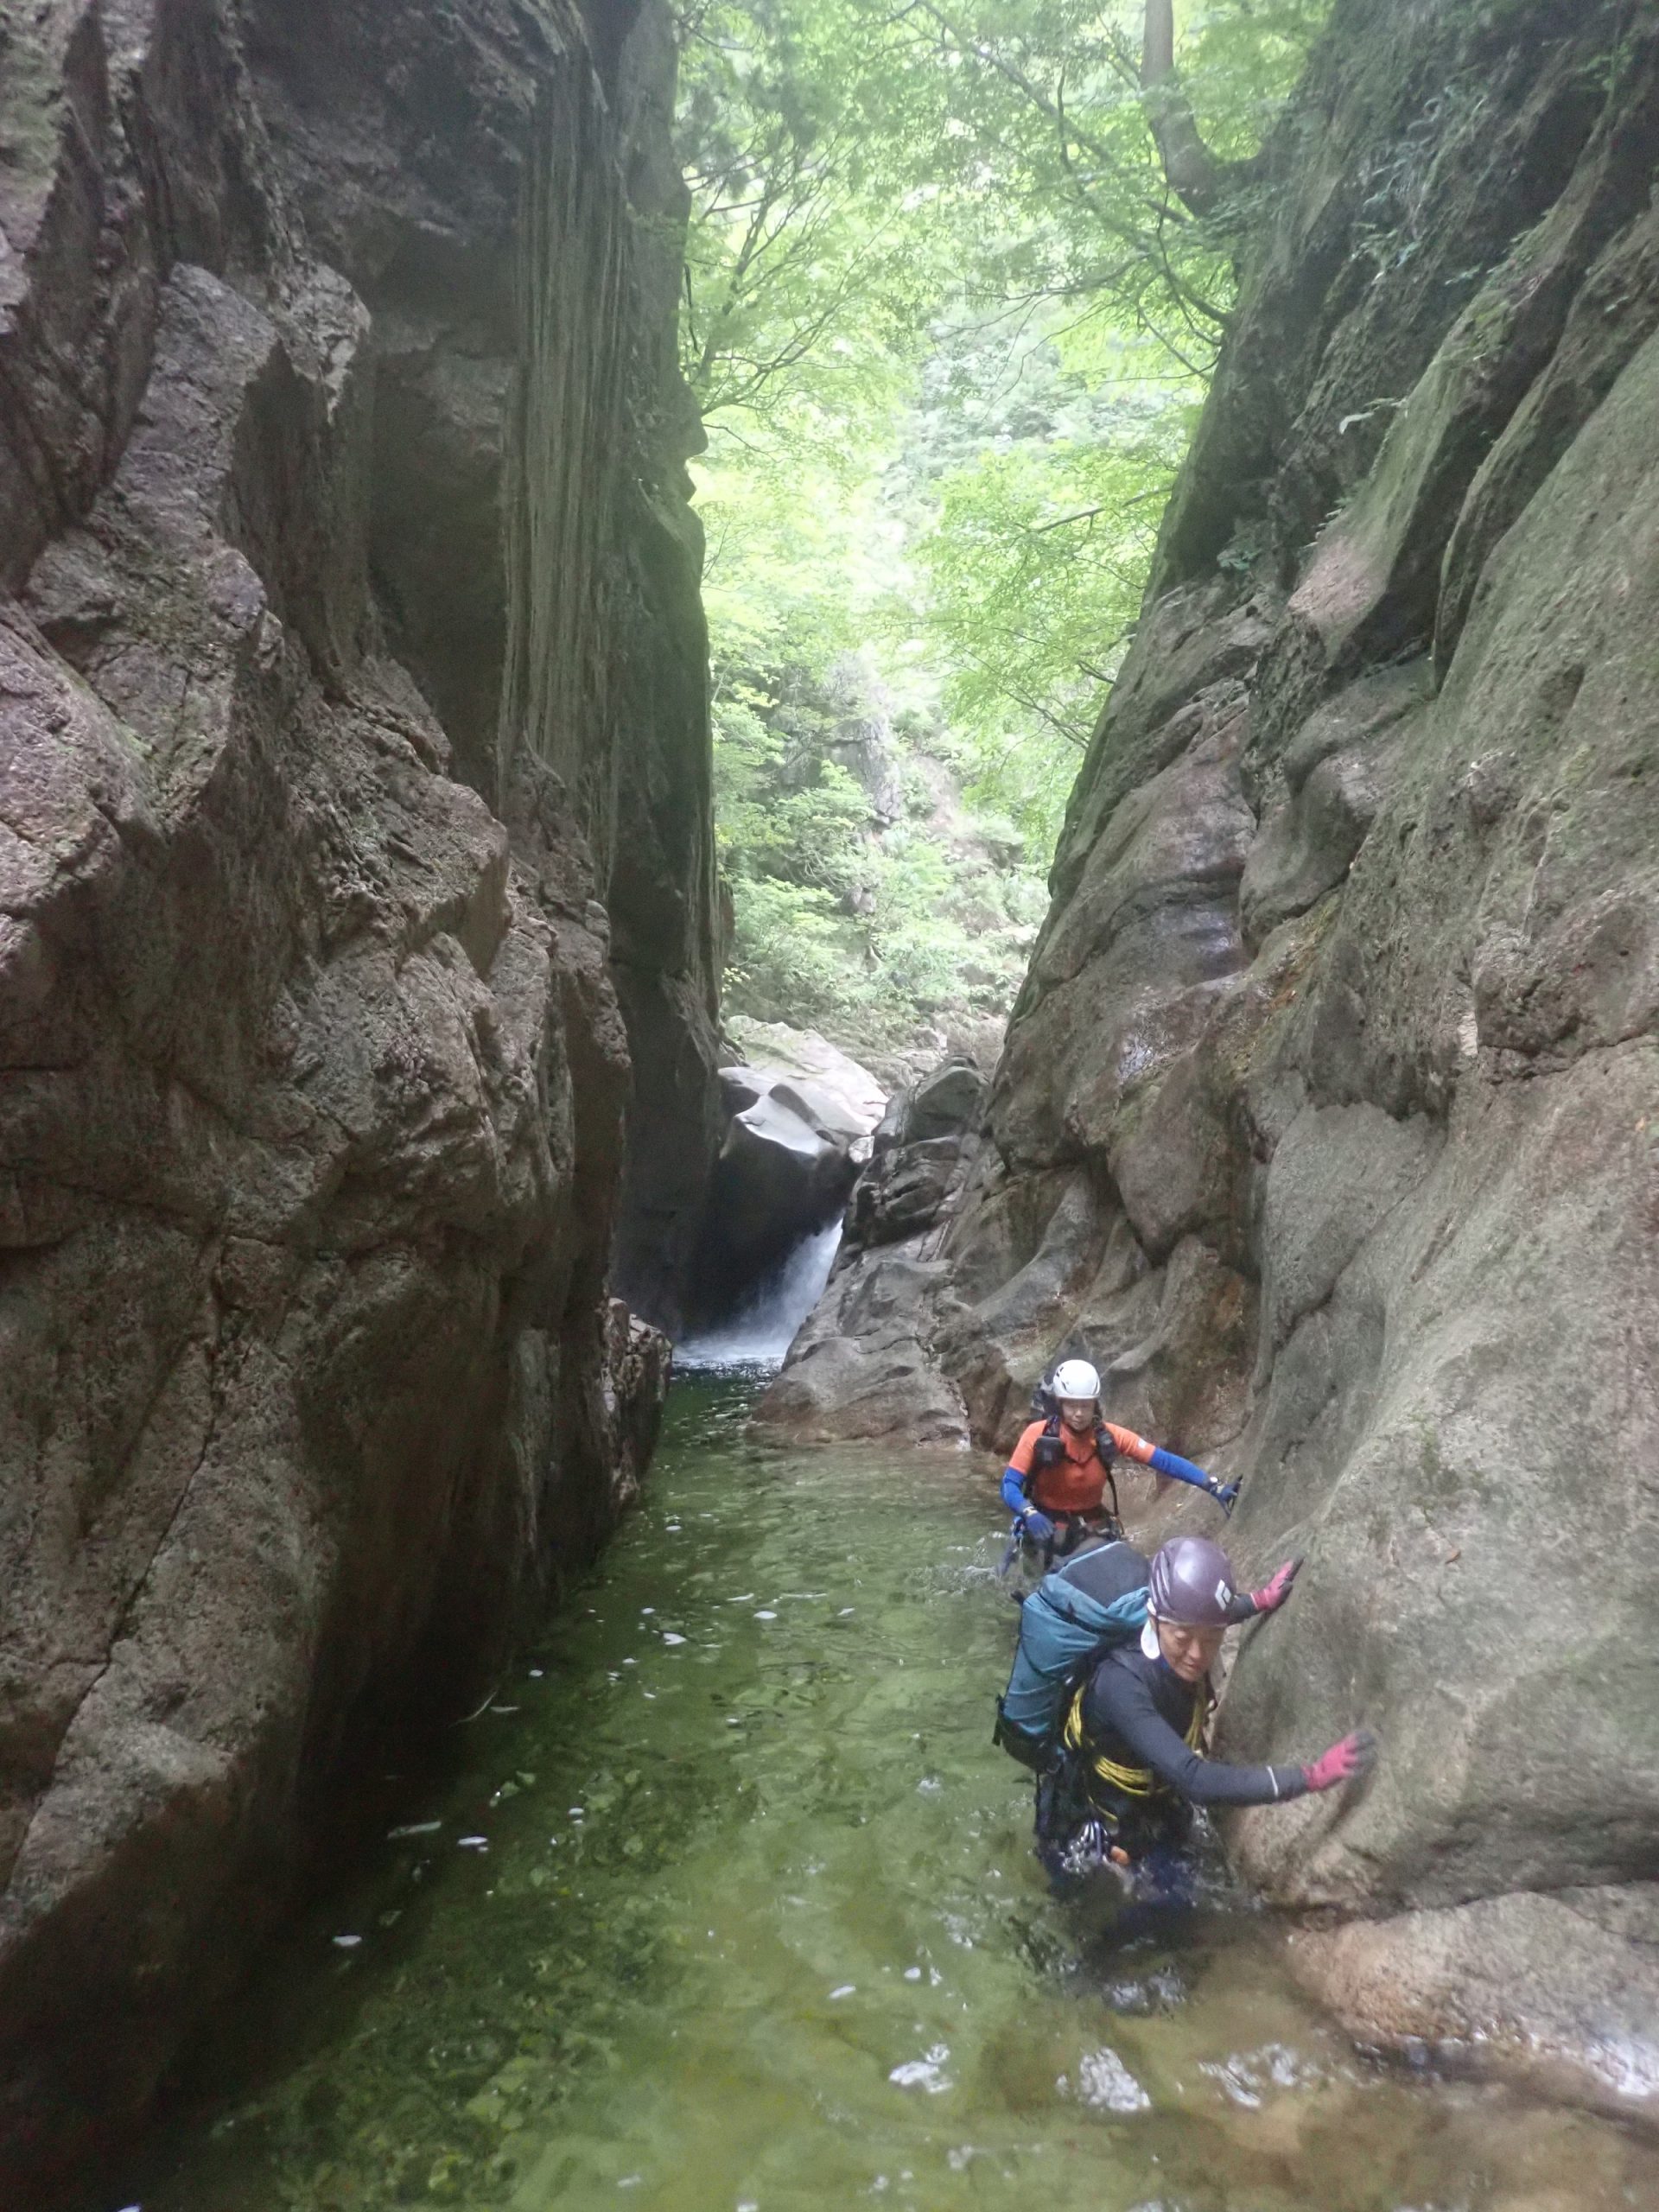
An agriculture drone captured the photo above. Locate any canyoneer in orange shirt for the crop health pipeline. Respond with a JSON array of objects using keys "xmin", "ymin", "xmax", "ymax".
[{"xmin": 1000, "ymin": 1358, "xmax": 1237, "ymax": 1571}]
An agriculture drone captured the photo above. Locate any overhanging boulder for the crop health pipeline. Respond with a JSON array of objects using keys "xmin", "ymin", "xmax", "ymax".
[{"xmin": 687, "ymin": 1026, "xmax": 886, "ymax": 1324}]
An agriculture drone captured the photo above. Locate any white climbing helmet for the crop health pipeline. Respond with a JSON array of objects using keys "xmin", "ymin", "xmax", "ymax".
[{"xmin": 1050, "ymin": 1357, "xmax": 1101, "ymax": 1405}]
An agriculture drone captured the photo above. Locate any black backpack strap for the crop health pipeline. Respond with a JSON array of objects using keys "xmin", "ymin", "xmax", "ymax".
[
  {"xmin": 1031, "ymin": 1414, "xmax": 1064, "ymax": 1472},
  {"xmin": 1093, "ymin": 1425, "xmax": 1122, "ymax": 1520}
]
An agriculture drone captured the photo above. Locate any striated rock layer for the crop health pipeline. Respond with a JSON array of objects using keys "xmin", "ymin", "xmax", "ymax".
[
  {"xmin": 760, "ymin": 0, "xmax": 1659, "ymax": 2113},
  {"xmin": 0, "ymin": 0, "xmax": 711, "ymax": 2183}
]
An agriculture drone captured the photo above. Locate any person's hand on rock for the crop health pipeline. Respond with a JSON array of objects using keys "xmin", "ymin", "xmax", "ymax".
[
  {"xmin": 1249, "ymin": 1557, "xmax": 1303, "ymax": 1614},
  {"xmin": 1302, "ymin": 1729, "xmax": 1377, "ymax": 1793}
]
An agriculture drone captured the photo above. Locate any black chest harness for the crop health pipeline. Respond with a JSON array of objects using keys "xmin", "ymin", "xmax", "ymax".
[{"xmin": 1027, "ymin": 1415, "xmax": 1122, "ymax": 1530}]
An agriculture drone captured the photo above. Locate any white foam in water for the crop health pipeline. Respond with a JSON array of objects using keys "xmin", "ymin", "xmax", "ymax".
[
  {"xmin": 888, "ymin": 2044, "xmax": 953, "ymax": 2094},
  {"xmin": 1065, "ymin": 2047, "xmax": 1151, "ymax": 2113},
  {"xmin": 676, "ymin": 1219, "xmax": 842, "ymax": 1369}
]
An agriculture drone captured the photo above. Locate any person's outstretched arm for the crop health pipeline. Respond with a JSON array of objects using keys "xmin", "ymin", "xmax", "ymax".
[
  {"xmin": 1084, "ymin": 1662, "xmax": 1304, "ymax": 1804},
  {"xmin": 1103, "ymin": 1422, "xmax": 1237, "ymax": 1507},
  {"xmin": 1083, "ymin": 1662, "xmax": 1377, "ymax": 1806}
]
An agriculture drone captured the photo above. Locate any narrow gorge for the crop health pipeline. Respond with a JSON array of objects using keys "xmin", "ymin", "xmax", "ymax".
[{"xmin": 2, "ymin": 0, "xmax": 1656, "ymax": 2202}]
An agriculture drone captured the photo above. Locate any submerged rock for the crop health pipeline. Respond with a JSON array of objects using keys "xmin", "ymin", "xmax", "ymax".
[
  {"xmin": 760, "ymin": 0, "xmax": 1659, "ymax": 2107},
  {"xmin": 1287, "ymin": 1888, "xmax": 1659, "ymax": 2123},
  {"xmin": 0, "ymin": 0, "xmax": 702, "ymax": 2184}
]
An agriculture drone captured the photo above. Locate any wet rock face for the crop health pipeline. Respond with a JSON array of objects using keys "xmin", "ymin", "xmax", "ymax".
[
  {"xmin": 752, "ymin": 1058, "xmax": 982, "ymax": 1443},
  {"xmin": 752, "ymin": 1246, "xmax": 971, "ymax": 1448},
  {"xmin": 230, "ymin": 0, "xmax": 722, "ymax": 1334},
  {"xmin": 711, "ymin": 1073, "xmax": 863, "ymax": 1267},
  {"xmin": 0, "ymin": 0, "xmax": 702, "ymax": 2184},
  {"xmin": 842, "ymin": 1059, "xmax": 983, "ymax": 1257},
  {"xmin": 766, "ymin": 0, "xmax": 1659, "ymax": 2107}
]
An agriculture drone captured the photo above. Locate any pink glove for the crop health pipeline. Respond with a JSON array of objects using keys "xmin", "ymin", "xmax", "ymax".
[
  {"xmin": 1302, "ymin": 1729, "xmax": 1377, "ymax": 1794},
  {"xmin": 1249, "ymin": 1556, "xmax": 1303, "ymax": 1614}
]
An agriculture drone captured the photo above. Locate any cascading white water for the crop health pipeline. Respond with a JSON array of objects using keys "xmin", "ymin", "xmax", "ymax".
[{"xmin": 676, "ymin": 1217, "xmax": 842, "ymax": 1369}]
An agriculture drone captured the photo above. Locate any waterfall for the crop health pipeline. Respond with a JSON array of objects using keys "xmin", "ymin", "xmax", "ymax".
[{"xmin": 676, "ymin": 1218, "xmax": 842, "ymax": 1369}]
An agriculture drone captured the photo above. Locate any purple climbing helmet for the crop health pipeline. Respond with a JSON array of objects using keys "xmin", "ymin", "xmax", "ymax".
[{"xmin": 1147, "ymin": 1535, "xmax": 1236, "ymax": 1627}]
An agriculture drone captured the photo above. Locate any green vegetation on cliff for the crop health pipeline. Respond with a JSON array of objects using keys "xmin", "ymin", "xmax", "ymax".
[{"xmin": 674, "ymin": 0, "xmax": 1329, "ymax": 1064}]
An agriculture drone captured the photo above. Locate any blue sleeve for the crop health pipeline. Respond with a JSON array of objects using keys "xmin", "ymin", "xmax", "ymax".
[
  {"xmin": 1148, "ymin": 1445, "xmax": 1210, "ymax": 1491},
  {"xmin": 1000, "ymin": 1465, "xmax": 1030, "ymax": 1513}
]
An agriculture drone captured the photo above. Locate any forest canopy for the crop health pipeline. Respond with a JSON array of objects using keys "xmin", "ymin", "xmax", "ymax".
[{"xmin": 675, "ymin": 0, "xmax": 1329, "ymax": 1067}]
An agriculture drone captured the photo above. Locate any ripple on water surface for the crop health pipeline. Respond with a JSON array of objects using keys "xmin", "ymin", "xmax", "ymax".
[{"xmin": 116, "ymin": 1376, "xmax": 1658, "ymax": 2212}]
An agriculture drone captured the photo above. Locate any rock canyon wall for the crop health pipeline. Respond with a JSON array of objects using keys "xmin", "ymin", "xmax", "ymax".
[
  {"xmin": 761, "ymin": 0, "xmax": 1659, "ymax": 2111},
  {"xmin": 0, "ymin": 0, "xmax": 710, "ymax": 2181}
]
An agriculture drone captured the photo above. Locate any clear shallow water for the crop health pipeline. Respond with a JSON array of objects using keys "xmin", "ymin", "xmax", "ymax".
[{"xmin": 111, "ymin": 1376, "xmax": 1656, "ymax": 2212}]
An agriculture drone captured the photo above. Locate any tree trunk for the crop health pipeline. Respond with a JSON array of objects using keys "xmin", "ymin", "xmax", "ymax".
[{"xmin": 1141, "ymin": 0, "xmax": 1229, "ymax": 217}]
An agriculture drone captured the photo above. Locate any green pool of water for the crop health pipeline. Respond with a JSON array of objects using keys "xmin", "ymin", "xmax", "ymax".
[{"xmin": 116, "ymin": 1375, "xmax": 1655, "ymax": 2212}]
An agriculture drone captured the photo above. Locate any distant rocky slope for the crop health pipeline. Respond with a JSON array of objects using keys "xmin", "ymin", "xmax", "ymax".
[
  {"xmin": 0, "ymin": 0, "xmax": 711, "ymax": 2183},
  {"xmin": 760, "ymin": 0, "xmax": 1659, "ymax": 2111}
]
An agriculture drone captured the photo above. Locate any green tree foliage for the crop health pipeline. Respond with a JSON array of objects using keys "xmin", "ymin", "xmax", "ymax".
[
  {"xmin": 889, "ymin": 0, "xmax": 1330, "ymax": 357},
  {"xmin": 674, "ymin": 2, "xmax": 1330, "ymax": 1052},
  {"xmin": 676, "ymin": 0, "xmax": 959, "ymax": 429},
  {"xmin": 700, "ymin": 445, "xmax": 1046, "ymax": 1063},
  {"xmin": 889, "ymin": 305, "xmax": 1201, "ymax": 848},
  {"xmin": 679, "ymin": 2, "xmax": 1331, "ymax": 417}
]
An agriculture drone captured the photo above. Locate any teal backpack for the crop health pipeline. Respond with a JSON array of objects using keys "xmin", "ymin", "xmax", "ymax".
[{"xmin": 993, "ymin": 1548, "xmax": 1148, "ymax": 1770}]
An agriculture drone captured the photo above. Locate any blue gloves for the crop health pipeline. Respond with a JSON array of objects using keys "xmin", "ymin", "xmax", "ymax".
[
  {"xmin": 1206, "ymin": 1479, "xmax": 1239, "ymax": 1513},
  {"xmin": 999, "ymin": 1467, "xmax": 1052, "ymax": 1543}
]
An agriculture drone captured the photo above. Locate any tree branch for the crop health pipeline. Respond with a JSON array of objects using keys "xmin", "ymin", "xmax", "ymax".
[{"xmin": 1141, "ymin": 0, "xmax": 1236, "ymax": 219}]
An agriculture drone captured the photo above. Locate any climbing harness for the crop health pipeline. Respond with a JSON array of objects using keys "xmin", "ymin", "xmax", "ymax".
[
  {"xmin": 996, "ymin": 1500, "xmax": 1125, "ymax": 1591},
  {"xmin": 1027, "ymin": 1418, "xmax": 1122, "ymax": 1521},
  {"xmin": 1001, "ymin": 1405, "xmax": 1123, "ymax": 1563}
]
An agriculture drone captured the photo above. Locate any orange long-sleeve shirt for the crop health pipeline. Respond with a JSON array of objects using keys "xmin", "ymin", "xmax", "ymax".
[{"xmin": 1007, "ymin": 1419, "xmax": 1161, "ymax": 1515}]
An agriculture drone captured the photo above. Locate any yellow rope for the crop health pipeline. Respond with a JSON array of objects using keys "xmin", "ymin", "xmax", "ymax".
[{"xmin": 1063, "ymin": 1677, "xmax": 1206, "ymax": 1797}]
